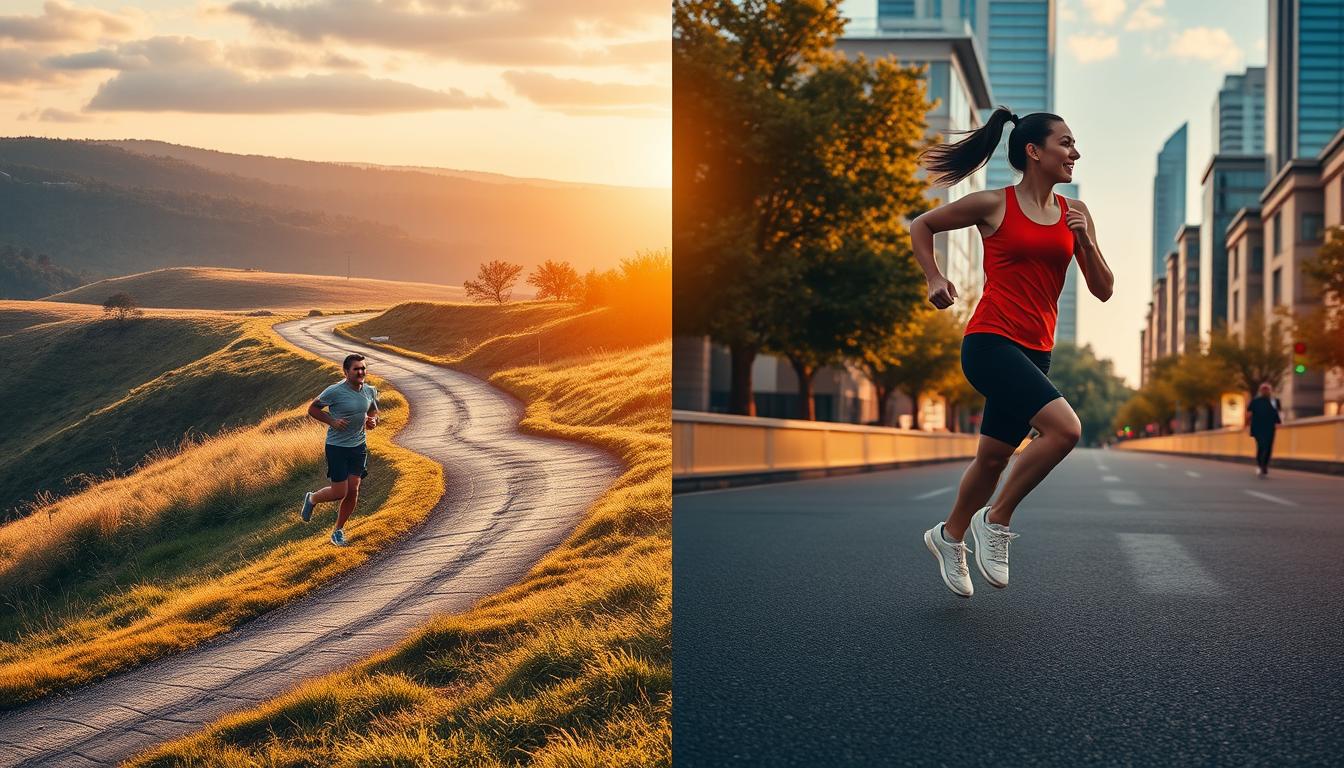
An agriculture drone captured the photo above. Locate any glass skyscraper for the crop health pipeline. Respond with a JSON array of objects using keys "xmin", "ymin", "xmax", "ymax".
[
  {"xmin": 1213, "ymin": 68, "xmax": 1266, "ymax": 154},
  {"xmin": 1152, "ymin": 124, "xmax": 1188, "ymax": 286},
  {"xmin": 1268, "ymin": 0, "xmax": 1344, "ymax": 174}
]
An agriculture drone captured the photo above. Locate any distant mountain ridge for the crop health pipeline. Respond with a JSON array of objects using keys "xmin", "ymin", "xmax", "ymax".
[{"xmin": 0, "ymin": 137, "xmax": 668, "ymax": 286}]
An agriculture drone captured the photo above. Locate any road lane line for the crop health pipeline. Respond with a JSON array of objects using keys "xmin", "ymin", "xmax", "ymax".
[
  {"xmin": 913, "ymin": 486, "xmax": 954, "ymax": 500},
  {"xmin": 1156, "ymin": 463, "xmax": 1168, "ymax": 469},
  {"xmin": 1102, "ymin": 475, "xmax": 1120, "ymax": 483},
  {"xmin": 1106, "ymin": 490, "xmax": 1142, "ymax": 506},
  {"xmin": 1117, "ymin": 533, "xmax": 1224, "ymax": 596},
  {"xmin": 1244, "ymin": 490, "xmax": 1298, "ymax": 507},
  {"xmin": 1185, "ymin": 470, "xmax": 1201, "ymax": 478}
]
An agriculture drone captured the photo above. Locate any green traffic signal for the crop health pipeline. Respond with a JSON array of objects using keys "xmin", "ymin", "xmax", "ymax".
[{"xmin": 1295, "ymin": 363, "xmax": 1306, "ymax": 374}]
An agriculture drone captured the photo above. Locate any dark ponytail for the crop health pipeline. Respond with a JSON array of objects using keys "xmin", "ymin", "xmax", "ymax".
[{"xmin": 918, "ymin": 106, "xmax": 1066, "ymax": 188}]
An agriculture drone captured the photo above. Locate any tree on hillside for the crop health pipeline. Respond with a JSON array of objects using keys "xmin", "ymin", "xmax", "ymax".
[
  {"xmin": 1208, "ymin": 313, "xmax": 1293, "ymax": 400},
  {"xmin": 102, "ymin": 291, "xmax": 140, "ymax": 321},
  {"xmin": 463, "ymin": 260, "xmax": 523, "ymax": 304},
  {"xmin": 673, "ymin": 0, "xmax": 930, "ymax": 416},
  {"xmin": 1296, "ymin": 226, "xmax": 1344, "ymax": 376},
  {"xmin": 1048, "ymin": 343, "xmax": 1134, "ymax": 446},
  {"xmin": 526, "ymin": 260, "xmax": 581, "ymax": 301},
  {"xmin": 859, "ymin": 307, "xmax": 962, "ymax": 429}
]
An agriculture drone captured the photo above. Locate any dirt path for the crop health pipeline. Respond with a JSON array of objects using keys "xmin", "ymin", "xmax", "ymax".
[{"xmin": 0, "ymin": 314, "xmax": 621, "ymax": 767}]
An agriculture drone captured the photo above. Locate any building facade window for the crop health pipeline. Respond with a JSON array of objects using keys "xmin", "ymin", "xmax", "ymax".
[
  {"xmin": 1233, "ymin": 290, "xmax": 1240, "ymax": 322},
  {"xmin": 1301, "ymin": 212, "xmax": 1324, "ymax": 242},
  {"xmin": 1273, "ymin": 211, "xmax": 1282, "ymax": 253},
  {"xmin": 1272, "ymin": 267, "xmax": 1282, "ymax": 306}
]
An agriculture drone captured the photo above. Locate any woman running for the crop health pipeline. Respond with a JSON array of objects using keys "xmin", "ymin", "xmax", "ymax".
[{"xmin": 911, "ymin": 107, "xmax": 1114, "ymax": 597}]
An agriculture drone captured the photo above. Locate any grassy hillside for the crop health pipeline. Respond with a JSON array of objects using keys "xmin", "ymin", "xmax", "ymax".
[
  {"xmin": 131, "ymin": 302, "xmax": 672, "ymax": 767},
  {"xmin": 0, "ymin": 317, "xmax": 442, "ymax": 707},
  {"xmin": 0, "ymin": 306, "xmax": 337, "ymax": 520},
  {"xmin": 44, "ymin": 267, "xmax": 467, "ymax": 311}
]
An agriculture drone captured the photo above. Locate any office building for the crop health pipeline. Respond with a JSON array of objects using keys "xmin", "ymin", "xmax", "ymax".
[
  {"xmin": 1267, "ymin": 0, "xmax": 1344, "ymax": 176},
  {"xmin": 1213, "ymin": 68, "xmax": 1266, "ymax": 154},
  {"xmin": 1199, "ymin": 155, "xmax": 1266, "ymax": 337},
  {"xmin": 1152, "ymin": 124, "xmax": 1188, "ymax": 286}
]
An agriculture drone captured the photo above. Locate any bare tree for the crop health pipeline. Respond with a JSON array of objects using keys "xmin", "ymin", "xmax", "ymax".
[
  {"xmin": 526, "ymin": 259, "xmax": 581, "ymax": 301},
  {"xmin": 463, "ymin": 260, "xmax": 523, "ymax": 304}
]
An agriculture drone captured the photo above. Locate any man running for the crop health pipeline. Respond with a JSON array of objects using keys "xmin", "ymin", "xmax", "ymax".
[{"xmin": 300, "ymin": 353, "xmax": 378, "ymax": 546}]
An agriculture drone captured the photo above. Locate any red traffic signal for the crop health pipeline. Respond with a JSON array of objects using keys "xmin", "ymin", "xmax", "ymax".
[{"xmin": 1294, "ymin": 341, "xmax": 1307, "ymax": 354}]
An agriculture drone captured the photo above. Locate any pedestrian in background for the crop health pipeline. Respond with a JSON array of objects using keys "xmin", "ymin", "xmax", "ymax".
[{"xmin": 1245, "ymin": 382, "xmax": 1282, "ymax": 478}]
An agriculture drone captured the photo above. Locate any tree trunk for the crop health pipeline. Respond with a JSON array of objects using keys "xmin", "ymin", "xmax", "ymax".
[
  {"xmin": 877, "ymin": 386, "xmax": 895, "ymax": 426},
  {"xmin": 790, "ymin": 358, "xmax": 816, "ymax": 421},
  {"xmin": 729, "ymin": 343, "xmax": 756, "ymax": 416},
  {"xmin": 909, "ymin": 387, "xmax": 922, "ymax": 430}
]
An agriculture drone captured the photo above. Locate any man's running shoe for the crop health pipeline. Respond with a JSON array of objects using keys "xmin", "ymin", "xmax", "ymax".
[
  {"xmin": 924, "ymin": 522, "xmax": 973, "ymax": 597},
  {"xmin": 330, "ymin": 528, "xmax": 347, "ymax": 547},
  {"xmin": 968, "ymin": 506, "xmax": 1019, "ymax": 589},
  {"xmin": 301, "ymin": 491, "xmax": 315, "ymax": 522}
]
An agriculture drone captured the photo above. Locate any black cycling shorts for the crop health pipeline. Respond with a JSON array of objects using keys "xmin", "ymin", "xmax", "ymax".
[
  {"xmin": 961, "ymin": 333, "xmax": 1063, "ymax": 447},
  {"xmin": 325, "ymin": 442, "xmax": 369, "ymax": 482}
]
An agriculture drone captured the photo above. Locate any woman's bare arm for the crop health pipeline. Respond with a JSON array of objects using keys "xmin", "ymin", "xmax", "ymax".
[
  {"xmin": 1065, "ymin": 199, "xmax": 1114, "ymax": 302},
  {"xmin": 910, "ymin": 190, "xmax": 1001, "ymax": 309}
]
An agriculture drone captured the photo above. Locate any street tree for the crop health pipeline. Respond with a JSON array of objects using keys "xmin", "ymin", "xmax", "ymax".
[
  {"xmin": 674, "ymin": 0, "xmax": 929, "ymax": 415},
  {"xmin": 463, "ymin": 260, "xmax": 523, "ymax": 304},
  {"xmin": 526, "ymin": 260, "xmax": 581, "ymax": 301},
  {"xmin": 1208, "ymin": 313, "xmax": 1293, "ymax": 400},
  {"xmin": 860, "ymin": 306, "xmax": 962, "ymax": 429},
  {"xmin": 1296, "ymin": 226, "xmax": 1344, "ymax": 376}
]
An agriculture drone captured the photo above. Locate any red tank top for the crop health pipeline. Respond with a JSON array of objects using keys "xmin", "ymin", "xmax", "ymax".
[{"xmin": 965, "ymin": 186, "xmax": 1076, "ymax": 351}]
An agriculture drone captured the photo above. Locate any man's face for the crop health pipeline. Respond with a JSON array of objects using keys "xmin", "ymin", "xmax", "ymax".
[{"xmin": 346, "ymin": 360, "xmax": 367, "ymax": 384}]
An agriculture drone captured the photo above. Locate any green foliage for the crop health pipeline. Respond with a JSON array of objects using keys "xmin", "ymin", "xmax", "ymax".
[
  {"xmin": 1296, "ymin": 226, "xmax": 1344, "ymax": 376},
  {"xmin": 0, "ymin": 244, "xmax": 83, "ymax": 300},
  {"xmin": 673, "ymin": 0, "xmax": 931, "ymax": 414},
  {"xmin": 1208, "ymin": 313, "xmax": 1293, "ymax": 398},
  {"xmin": 1047, "ymin": 343, "xmax": 1134, "ymax": 446},
  {"xmin": 859, "ymin": 307, "xmax": 963, "ymax": 429}
]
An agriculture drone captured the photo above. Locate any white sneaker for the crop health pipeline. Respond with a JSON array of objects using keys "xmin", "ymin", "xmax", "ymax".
[
  {"xmin": 924, "ymin": 523, "xmax": 973, "ymax": 597},
  {"xmin": 968, "ymin": 506, "xmax": 1019, "ymax": 589}
]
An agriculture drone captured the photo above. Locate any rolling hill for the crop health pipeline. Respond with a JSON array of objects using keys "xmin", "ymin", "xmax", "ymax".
[
  {"xmin": 44, "ymin": 267, "xmax": 467, "ymax": 311},
  {"xmin": 0, "ymin": 137, "xmax": 668, "ymax": 285}
]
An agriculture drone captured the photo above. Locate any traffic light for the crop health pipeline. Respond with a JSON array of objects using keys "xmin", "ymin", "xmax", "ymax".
[{"xmin": 1293, "ymin": 341, "xmax": 1307, "ymax": 374}]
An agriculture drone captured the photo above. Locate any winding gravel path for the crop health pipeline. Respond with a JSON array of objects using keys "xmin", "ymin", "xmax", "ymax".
[{"xmin": 0, "ymin": 314, "xmax": 621, "ymax": 767}]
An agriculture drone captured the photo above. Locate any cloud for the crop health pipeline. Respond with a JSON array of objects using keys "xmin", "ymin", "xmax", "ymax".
[
  {"xmin": 1081, "ymin": 0, "xmax": 1126, "ymax": 26},
  {"xmin": 225, "ymin": 0, "xmax": 669, "ymax": 66},
  {"xmin": 1166, "ymin": 26, "xmax": 1242, "ymax": 69},
  {"xmin": 0, "ymin": 46, "xmax": 68, "ymax": 83},
  {"xmin": 502, "ymin": 70, "xmax": 669, "ymax": 107},
  {"xmin": 1125, "ymin": 0, "xmax": 1165, "ymax": 31},
  {"xmin": 18, "ymin": 106, "xmax": 92, "ymax": 122},
  {"xmin": 0, "ymin": 1, "xmax": 140, "ymax": 43},
  {"xmin": 70, "ymin": 35, "xmax": 500, "ymax": 114},
  {"xmin": 1059, "ymin": 0, "xmax": 1077, "ymax": 23},
  {"xmin": 1066, "ymin": 34, "xmax": 1119, "ymax": 63}
]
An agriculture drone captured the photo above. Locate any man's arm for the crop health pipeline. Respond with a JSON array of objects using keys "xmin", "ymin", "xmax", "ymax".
[
  {"xmin": 364, "ymin": 391, "xmax": 380, "ymax": 429},
  {"xmin": 308, "ymin": 399, "xmax": 348, "ymax": 430}
]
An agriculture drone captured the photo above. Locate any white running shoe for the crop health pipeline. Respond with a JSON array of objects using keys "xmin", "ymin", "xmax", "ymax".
[
  {"xmin": 924, "ymin": 523, "xmax": 973, "ymax": 597},
  {"xmin": 968, "ymin": 506, "xmax": 1019, "ymax": 589}
]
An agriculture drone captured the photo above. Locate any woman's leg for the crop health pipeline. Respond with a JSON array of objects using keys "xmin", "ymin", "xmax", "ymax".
[
  {"xmin": 943, "ymin": 435, "xmax": 1018, "ymax": 541},
  {"xmin": 986, "ymin": 398, "xmax": 1081, "ymax": 526}
]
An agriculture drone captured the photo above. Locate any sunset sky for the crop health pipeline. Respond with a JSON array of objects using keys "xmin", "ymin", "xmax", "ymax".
[{"xmin": 0, "ymin": 0, "xmax": 671, "ymax": 188}]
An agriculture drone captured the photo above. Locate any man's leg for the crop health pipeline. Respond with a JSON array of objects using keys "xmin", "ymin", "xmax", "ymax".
[
  {"xmin": 943, "ymin": 435, "xmax": 1018, "ymax": 541},
  {"xmin": 310, "ymin": 480, "xmax": 348, "ymax": 504},
  {"xmin": 986, "ymin": 398, "xmax": 1082, "ymax": 526},
  {"xmin": 335, "ymin": 475, "xmax": 361, "ymax": 530}
]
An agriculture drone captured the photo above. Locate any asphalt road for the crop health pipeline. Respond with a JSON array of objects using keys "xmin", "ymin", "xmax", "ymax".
[
  {"xmin": 0, "ymin": 314, "xmax": 620, "ymax": 767},
  {"xmin": 674, "ymin": 448, "xmax": 1344, "ymax": 766}
]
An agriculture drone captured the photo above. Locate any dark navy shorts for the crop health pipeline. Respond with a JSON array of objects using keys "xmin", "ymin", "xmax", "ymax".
[
  {"xmin": 961, "ymin": 333, "xmax": 1063, "ymax": 447},
  {"xmin": 325, "ymin": 442, "xmax": 368, "ymax": 482}
]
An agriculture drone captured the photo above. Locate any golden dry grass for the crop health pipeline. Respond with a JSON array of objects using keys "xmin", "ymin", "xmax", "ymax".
[
  {"xmin": 42, "ymin": 266, "xmax": 467, "ymax": 311},
  {"xmin": 129, "ymin": 304, "xmax": 671, "ymax": 767},
  {"xmin": 0, "ymin": 316, "xmax": 444, "ymax": 707}
]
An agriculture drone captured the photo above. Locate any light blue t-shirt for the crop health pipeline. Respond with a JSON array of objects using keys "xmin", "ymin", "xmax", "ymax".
[{"xmin": 315, "ymin": 381, "xmax": 378, "ymax": 447}]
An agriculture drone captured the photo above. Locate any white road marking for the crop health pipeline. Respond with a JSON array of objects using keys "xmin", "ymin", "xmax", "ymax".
[
  {"xmin": 1244, "ymin": 490, "xmax": 1298, "ymax": 507},
  {"xmin": 1102, "ymin": 475, "xmax": 1120, "ymax": 483},
  {"xmin": 1097, "ymin": 465, "xmax": 1110, "ymax": 472},
  {"xmin": 913, "ymin": 486, "xmax": 954, "ymax": 500},
  {"xmin": 1156, "ymin": 463, "xmax": 1168, "ymax": 469},
  {"xmin": 1106, "ymin": 490, "xmax": 1142, "ymax": 506},
  {"xmin": 1185, "ymin": 470, "xmax": 1201, "ymax": 478},
  {"xmin": 1117, "ymin": 533, "xmax": 1224, "ymax": 596}
]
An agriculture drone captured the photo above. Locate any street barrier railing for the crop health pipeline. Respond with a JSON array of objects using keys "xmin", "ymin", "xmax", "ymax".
[
  {"xmin": 1112, "ymin": 414, "xmax": 1344, "ymax": 470},
  {"xmin": 673, "ymin": 409, "xmax": 979, "ymax": 490}
]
